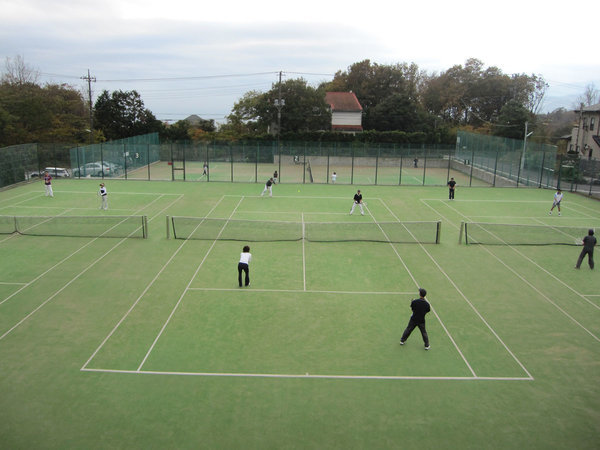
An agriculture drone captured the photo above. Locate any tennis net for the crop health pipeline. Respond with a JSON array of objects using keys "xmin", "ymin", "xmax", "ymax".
[
  {"xmin": 460, "ymin": 221, "xmax": 593, "ymax": 245},
  {"xmin": 168, "ymin": 216, "xmax": 441, "ymax": 243},
  {"xmin": 0, "ymin": 215, "xmax": 148, "ymax": 238}
]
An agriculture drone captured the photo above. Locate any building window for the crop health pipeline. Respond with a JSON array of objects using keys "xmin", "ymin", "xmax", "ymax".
[
  {"xmin": 591, "ymin": 117, "xmax": 596, "ymax": 131},
  {"xmin": 583, "ymin": 117, "xmax": 588, "ymax": 130}
]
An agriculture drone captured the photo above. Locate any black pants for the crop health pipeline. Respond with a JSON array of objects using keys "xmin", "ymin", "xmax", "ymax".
[
  {"xmin": 449, "ymin": 189, "xmax": 455, "ymax": 199},
  {"xmin": 238, "ymin": 262, "xmax": 250, "ymax": 286},
  {"xmin": 401, "ymin": 318, "xmax": 429, "ymax": 346},
  {"xmin": 576, "ymin": 249, "xmax": 594, "ymax": 269}
]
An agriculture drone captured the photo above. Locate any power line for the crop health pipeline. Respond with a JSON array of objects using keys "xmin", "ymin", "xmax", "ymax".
[{"xmin": 99, "ymin": 72, "xmax": 279, "ymax": 83}]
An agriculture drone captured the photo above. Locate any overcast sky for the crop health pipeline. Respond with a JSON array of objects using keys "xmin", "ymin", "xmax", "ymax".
[{"xmin": 1, "ymin": 0, "xmax": 598, "ymax": 124}]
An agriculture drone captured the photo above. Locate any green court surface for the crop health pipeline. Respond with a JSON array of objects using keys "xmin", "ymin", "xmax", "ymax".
[{"xmin": 0, "ymin": 179, "xmax": 599, "ymax": 449}]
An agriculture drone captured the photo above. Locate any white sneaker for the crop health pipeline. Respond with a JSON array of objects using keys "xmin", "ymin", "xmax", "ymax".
[
  {"xmin": 558, "ymin": 213, "xmax": 561, "ymax": 216},
  {"xmin": 549, "ymin": 211, "xmax": 552, "ymax": 215},
  {"xmin": 399, "ymin": 341, "xmax": 405, "ymax": 345},
  {"xmin": 425, "ymin": 345, "xmax": 430, "ymax": 350}
]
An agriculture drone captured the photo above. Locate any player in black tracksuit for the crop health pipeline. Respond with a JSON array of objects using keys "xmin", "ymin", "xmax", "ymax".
[
  {"xmin": 261, "ymin": 178, "xmax": 274, "ymax": 197},
  {"xmin": 447, "ymin": 178, "xmax": 456, "ymax": 200},
  {"xmin": 349, "ymin": 190, "xmax": 364, "ymax": 215},
  {"xmin": 575, "ymin": 229, "xmax": 597, "ymax": 269},
  {"xmin": 400, "ymin": 288, "xmax": 431, "ymax": 349}
]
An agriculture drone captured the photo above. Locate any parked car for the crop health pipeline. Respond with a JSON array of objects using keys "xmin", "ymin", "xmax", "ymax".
[
  {"xmin": 73, "ymin": 161, "xmax": 118, "ymax": 177},
  {"xmin": 30, "ymin": 167, "xmax": 71, "ymax": 178}
]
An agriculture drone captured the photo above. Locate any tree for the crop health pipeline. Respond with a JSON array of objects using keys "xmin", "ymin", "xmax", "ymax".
[
  {"xmin": 493, "ymin": 100, "xmax": 533, "ymax": 139},
  {"xmin": 324, "ymin": 60, "xmax": 426, "ymax": 130},
  {"xmin": 226, "ymin": 90, "xmax": 270, "ymax": 134},
  {"xmin": 94, "ymin": 90, "xmax": 162, "ymax": 140},
  {"xmin": 1, "ymin": 55, "xmax": 40, "ymax": 85},
  {"xmin": 574, "ymin": 83, "xmax": 599, "ymax": 108},
  {"xmin": 422, "ymin": 59, "xmax": 548, "ymax": 130},
  {"xmin": 161, "ymin": 120, "xmax": 190, "ymax": 141},
  {"xmin": 227, "ymin": 79, "xmax": 330, "ymax": 134},
  {"xmin": 368, "ymin": 94, "xmax": 431, "ymax": 132},
  {"xmin": 0, "ymin": 80, "xmax": 88, "ymax": 145}
]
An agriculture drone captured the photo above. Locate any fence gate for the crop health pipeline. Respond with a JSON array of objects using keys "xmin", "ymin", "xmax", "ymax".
[{"xmin": 170, "ymin": 144, "xmax": 185, "ymax": 181}]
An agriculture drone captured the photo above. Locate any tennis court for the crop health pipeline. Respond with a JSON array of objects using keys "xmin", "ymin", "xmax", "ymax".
[{"xmin": 0, "ymin": 179, "xmax": 599, "ymax": 448}]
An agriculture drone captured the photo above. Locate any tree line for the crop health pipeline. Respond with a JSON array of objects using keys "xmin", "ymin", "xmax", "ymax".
[{"xmin": 0, "ymin": 56, "xmax": 595, "ymax": 149}]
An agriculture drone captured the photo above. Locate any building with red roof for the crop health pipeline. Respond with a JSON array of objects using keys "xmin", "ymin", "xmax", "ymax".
[{"xmin": 325, "ymin": 92, "xmax": 363, "ymax": 133}]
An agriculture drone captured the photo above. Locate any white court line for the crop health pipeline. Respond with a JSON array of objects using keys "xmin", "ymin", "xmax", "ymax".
[
  {"xmin": 80, "ymin": 367, "xmax": 532, "ymax": 381},
  {"xmin": 52, "ymin": 191, "xmax": 181, "ymax": 196},
  {"xmin": 81, "ymin": 194, "xmax": 532, "ymax": 382},
  {"xmin": 421, "ymin": 199, "xmax": 549, "ymax": 203},
  {"xmin": 188, "ymin": 288, "xmax": 414, "ymax": 295},
  {"xmin": 136, "ymin": 197, "xmax": 245, "ymax": 372},
  {"xmin": 302, "ymin": 212, "xmax": 306, "ymax": 291},
  {"xmin": 0, "ymin": 209, "xmax": 75, "ymax": 270},
  {"xmin": 469, "ymin": 240, "xmax": 600, "ymax": 341},
  {"xmin": 562, "ymin": 202, "xmax": 600, "ymax": 220},
  {"xmin": 423, "ymin": 199, "xmax": 600, "ymax": 341},
  {"xmin": 225, "ymin": 194, "xmax": 380, "ymax": 200},
  {"xmin": 7, "ymin": 205, "xmax": 135, "ymax": 212},
  {"xmin": 0, "ymin": 194, "xmax": 179, "ymax": 339},
  {"xmin": 0, "ymin": 192, "xmax": 44, "ymax": 211},
  {"xmin": 379, "ymin": 199, "xmax": 534, "ymax": 380},
  {"xmin": 0, "ymin": 190, "xmax": 41, "ymax": 204},
  {"xmin": 235, "ymin": 211, "xmax": 352, "ymax": 216},
  {"xmin": 80, "ymin": 196, "xmax": 222, "ymax": 371},
  {"xmin": 365, "ymin": 201, "xmax": 479, "ymax": 379},
  {"xmin": 0, "ymin": 282, "xmax": 28, "ymax": 285}
]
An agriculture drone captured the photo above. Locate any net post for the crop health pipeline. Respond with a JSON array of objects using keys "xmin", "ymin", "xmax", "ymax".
[
  {"xmin": 166, "ymin": 215, "xmax": 170, "ymax": 239},
  {"xmin": 436, "ymin": 221, "xmax": 441, "ymax": 244},
  {"xmin": 143, "ymin": 215, "xmax": 148, "ymax": 239},
  {"xmin": 459, "ymin": 221, "xmax": 465, "ymax": 244}
]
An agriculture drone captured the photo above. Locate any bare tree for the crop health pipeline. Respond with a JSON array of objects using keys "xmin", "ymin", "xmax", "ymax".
[
  {"xmin": 574, "ymin": 83, "xmax": 599, "ymax": 108},
  {"xmin": 1, "ymin": 55, "xmax": 40, "ymax": 85}
]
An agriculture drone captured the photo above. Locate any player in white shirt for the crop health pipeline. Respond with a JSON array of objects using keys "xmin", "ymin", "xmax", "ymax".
[
  {"xmin": 238, "ymin": 245, "xmax": 252, "ymax": 287},
  {"xmin": 331, "ymin": 171, "xmax": 337, "ymax": 184},
  {"xmin": 549, "ymin": 189, "xmax": 563, "ymax": 216},
  {"xmin": 98, "ymin": 183, "xmax": 108, "ymax": 210},
  {"xmin": 43, "ymin": 171, "xmax": 54, "ymax": 197}
]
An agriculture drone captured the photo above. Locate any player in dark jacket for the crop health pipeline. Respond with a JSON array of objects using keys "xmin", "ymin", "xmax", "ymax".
[
  {"xmin": 349, "ymin": 190, "xmax": 364, "ymax": 215},
  {"xmin": 261, "ymin": 178, "xmax": 274, "ymax": 197},
  {"xmin": 575, "ymin": 229, "xmax": 597, "ymax": 269},
  {"xmin": 399, "ymin": 288, "xmax": 431, "ymax": 350},
  {"xmin": 447, "ymin": 178, "xmax": 456, "ymax": 200}
]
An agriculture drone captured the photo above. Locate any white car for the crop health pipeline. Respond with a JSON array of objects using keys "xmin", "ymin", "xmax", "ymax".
[
  {"xmin": 31, "ymin": 167, "xmax": 71, "ymax": 178},
  {"xmin": 73, "ymin": 162, "xmax": 117, "ymax": 177}
]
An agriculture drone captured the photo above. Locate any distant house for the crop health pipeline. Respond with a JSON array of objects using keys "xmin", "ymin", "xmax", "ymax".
[
  {"xmin": 568, "ymin": 103, "xmax": 600, "ymax": 160},
  {"xmin": 325, "ymin": 92, "xmax": 363, "ymax": 133},
  {"xmin": 184, "ymin": 114, "xmax": 203, "ymax": 125}
]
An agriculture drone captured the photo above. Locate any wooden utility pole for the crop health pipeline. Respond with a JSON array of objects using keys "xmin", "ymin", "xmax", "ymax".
[{"xmin": 81, "ymin": 69, "xmax": 96, "ymax": 144}]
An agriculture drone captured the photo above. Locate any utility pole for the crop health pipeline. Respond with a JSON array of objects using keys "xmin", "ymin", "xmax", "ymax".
[
  {"xmin": 274, "ymin": 71, "xmax": 285, "ymax": 179},
  {"xmin": 81, "ymin": 69, "xmax": 96, "ymax": 145},
  {"xmin": 274, "ymin": 71, "xmax": 284, "ymax": 144},
  {"xmin": 519, "ymin": 121, "xmax": 534, "ymax": 184}
]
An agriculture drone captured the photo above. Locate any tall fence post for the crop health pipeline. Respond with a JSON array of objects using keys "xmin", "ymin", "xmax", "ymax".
[
  {"xmin": 398, "ymin": 145, "xmax": 403, "ymax": 185},
  {"xmin": 351, "ymin": 145, "xmax": 355, "ymax": 185},
  {"xmin": 492, "ymin": 148, "xmax": 499, "ymax": 187},
  {"xmin": 469, "ymin": 145, "xmax": 475, "ymax": 187},
  {"xmin": 375, "ymin": 144, "xmax": 379, "ymax": 185}
]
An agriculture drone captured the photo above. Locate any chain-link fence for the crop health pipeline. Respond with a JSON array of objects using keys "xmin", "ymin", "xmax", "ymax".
[
  {"xmin": 455, "ymin": 131, "xmax": 558, "ymax": 188},
  {"xmin": 2, "ymin": 132, "xmax": 599, "ymax": 199}
]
